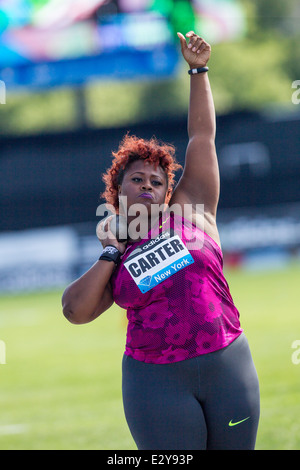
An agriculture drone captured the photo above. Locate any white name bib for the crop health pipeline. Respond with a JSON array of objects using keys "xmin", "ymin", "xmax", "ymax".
[{"xmin": 124, "ymin": 230, "xmax": 194, "ymax": 293}]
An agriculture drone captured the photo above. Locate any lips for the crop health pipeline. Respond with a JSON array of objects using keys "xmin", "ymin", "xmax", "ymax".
[{"xmin": 139, "ymin": 193, "xmax": 153, "ymax": 199}]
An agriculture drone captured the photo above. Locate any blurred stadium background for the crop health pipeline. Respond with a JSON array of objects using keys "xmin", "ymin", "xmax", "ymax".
[{"xmin": 0, "ymin": 0, "xmax": 300, "ymax": 450}]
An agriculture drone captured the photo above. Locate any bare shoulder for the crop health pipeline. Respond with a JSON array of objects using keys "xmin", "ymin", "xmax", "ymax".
[
  {"xmin": 169, "ymin": 191, "xmax": 222, "ymax": 251},
  {"xmin": 168, "ymin": 203, "xmax": 222, "ymax": 251},
  {"xmin": 203, "ymin": 214, "xmax": 222, "ymax": 251}
]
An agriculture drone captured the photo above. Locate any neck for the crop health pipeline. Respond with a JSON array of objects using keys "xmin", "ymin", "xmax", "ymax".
[{"xmin": 126, "ymin": 213, "xmax": 161, "ymax": 243}]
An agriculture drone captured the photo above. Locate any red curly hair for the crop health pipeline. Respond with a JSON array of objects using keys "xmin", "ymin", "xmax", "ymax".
[{"xmin": 101, "ymin": 134, "xmax": 182, "ymax": 213}]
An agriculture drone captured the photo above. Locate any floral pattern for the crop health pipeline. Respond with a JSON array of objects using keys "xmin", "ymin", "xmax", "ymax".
[{"xmin": 111, "ymin": 214, "xmax": 243, "ymax": 364}]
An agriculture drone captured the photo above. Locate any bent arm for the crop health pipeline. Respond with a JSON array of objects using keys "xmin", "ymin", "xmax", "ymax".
[
  {"xmin": 62, "ymin": 215, "xmax": 126, "ymax": 325},
  {"xmin": 62, "ymin": 260, "xmax": 115, "ymax": 324}
]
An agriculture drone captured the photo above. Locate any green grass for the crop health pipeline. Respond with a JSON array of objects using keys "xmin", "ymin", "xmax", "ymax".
[{"xmin": 0, "ymin": 261, "xmax": 299, "ymax": 450}]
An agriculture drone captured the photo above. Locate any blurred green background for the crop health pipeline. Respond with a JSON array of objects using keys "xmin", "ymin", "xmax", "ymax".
[{"xmin": 0, "ymin": 0, "xmax": 300, "ymax": 451}]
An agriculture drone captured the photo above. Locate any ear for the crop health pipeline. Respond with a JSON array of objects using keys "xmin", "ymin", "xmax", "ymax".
[{"xmin": 165, "ymin": 188, "xmax": 172, "ymax": 203}]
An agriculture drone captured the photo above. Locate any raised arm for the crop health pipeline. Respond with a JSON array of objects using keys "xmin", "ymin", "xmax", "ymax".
[{"xmin": 171, "ymin": 32, "xmax": 220, "ymax": 218}]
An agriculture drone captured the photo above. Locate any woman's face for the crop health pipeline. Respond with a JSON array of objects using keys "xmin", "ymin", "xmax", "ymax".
[{"xmin": 118, "ymin": 159, "xmax": 169, "ymax": 219}]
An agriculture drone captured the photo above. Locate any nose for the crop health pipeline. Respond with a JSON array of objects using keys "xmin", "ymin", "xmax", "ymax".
[{"xmin": 141, "ymin": 180, "xmax": 153, "ymax": 191}]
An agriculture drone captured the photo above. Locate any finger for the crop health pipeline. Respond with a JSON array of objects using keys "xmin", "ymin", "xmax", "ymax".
[
  {"xmin": 187, "ymin": 33, "xmax": 201, "ymax": 50},
  {"xmin": 177, "ymin": 32, "xmax": 186, "ymax": 41},
  {"xmin": 104, "ymin": 215, "xmax": 113, "ymax": 228},
  {"xmin": 197, "ymin": 41, "xmax": 207, "ymax": 53},
  {"xmin": 197, "ymin": 40, "xmax": 210, "ymax": 55},
  {"xmin": 101, "ymin": 216, "xmax": 111, "ymax": 232},
  {"xmin": 191, "ymin": 37, "xmax": 204, "ymax": 52},
  {"xmin": 96, "ymin": 220, "xmax": 107, "ymax": 238},
  {"xmin": 104, "ymin": 216, "xmax": 117, "ymax": 238},
  {"xmin": 96, "ymin": 215, "xmax": 113, "ymax": 238},
  {"xmin": 96, "ymin": 221, "xmax": 105, "ymax": 239},
  {"xmin": 177, "ymin": 32, "xmax": 187, "ymax": 50},
  {"xmin": 185, "ymin": 31, "xmax": 195, "ymax": 38}
]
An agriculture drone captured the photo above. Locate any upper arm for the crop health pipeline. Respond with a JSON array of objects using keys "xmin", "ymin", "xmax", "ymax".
[{"xmin": 171, "ymin": 135, "xmax": 220, "ymax": 216}]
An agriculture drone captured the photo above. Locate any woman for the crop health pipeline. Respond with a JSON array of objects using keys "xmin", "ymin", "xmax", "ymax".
[{"xmin": 62, "ymin": 31, "xmax": 260, "ymax": 450}]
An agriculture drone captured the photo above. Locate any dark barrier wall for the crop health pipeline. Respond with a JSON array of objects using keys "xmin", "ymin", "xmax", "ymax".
[{"xmin": 1, "ymin": 111, "xmax": 300, "ymax": 232}]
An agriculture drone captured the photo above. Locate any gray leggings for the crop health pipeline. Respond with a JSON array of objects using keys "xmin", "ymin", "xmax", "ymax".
[{"xmin": 122, "ymin": 333, "xmax": 260, "ymax": 450}]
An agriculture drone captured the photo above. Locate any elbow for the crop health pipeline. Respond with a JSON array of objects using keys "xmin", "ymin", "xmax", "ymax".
[
  {"xmin": 62, "ymin": 306, "xmax": 83, "ymax": 325},
  {"xmin": 61, "ymin": 285, "xmax": 112, "ymax": 325},
  {"xmin": 188, "ymin": 118, "xmax": 216, "ymax": 141},
  {"xmin": 61, "ymin": 292, "xmax": 86, "ymax": 325},
  {"xmin": 62, "ymin": 299, "xmax": 101, "ymax": 325}
]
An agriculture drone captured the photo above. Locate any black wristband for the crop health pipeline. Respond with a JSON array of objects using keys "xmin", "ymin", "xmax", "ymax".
[
  {"xmin": 188, "ymin": 66, "xmax": 209, "ymax": 75},
  {"xmin": 99, "ymin": 245, "xmax": 122, "ymax": 265}
]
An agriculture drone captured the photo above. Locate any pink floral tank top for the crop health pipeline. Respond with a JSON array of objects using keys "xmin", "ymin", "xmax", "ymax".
[{"xmin": 111, "ymin": 213, "xmax": 243, "ymax": 364}]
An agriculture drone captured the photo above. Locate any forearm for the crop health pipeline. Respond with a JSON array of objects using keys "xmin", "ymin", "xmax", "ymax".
[
  {"xmin": 62, "ymin": 259, "xmax": 115, "ymax": 324},
  {"xmin": 188, "ymin": 72, "xmax": 216, "ymax": 140}
]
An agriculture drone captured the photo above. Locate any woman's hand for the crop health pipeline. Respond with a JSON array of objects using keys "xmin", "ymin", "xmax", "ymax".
[
  {"xmin": 177, "ymin": 31, "xmax": 211, "ymax": 69},
  {"xmin": 96, "ymin": 215, "xmax": 127, "ymax": 254}
]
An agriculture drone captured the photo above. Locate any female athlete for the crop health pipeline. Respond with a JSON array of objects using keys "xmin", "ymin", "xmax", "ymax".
[{"xmin": 62, "ymin": 32, "xmax": 260, "ymax": 450}]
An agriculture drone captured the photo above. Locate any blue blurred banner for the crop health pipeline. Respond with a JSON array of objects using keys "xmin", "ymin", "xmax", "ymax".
[
  {"xmin": 0, "ymin": 0, "xmax": 245, "ymax": 89},
  {"xmin": 0, "ymin": 44, "xmax": 179, "ymax": 88},
  {"xmin": 0, "ymin": 1, "xmax": 180, "ymax": 88}
]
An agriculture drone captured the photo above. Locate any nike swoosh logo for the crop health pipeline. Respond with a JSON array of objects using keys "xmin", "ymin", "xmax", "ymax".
[{"xmin": 228, "ymin": 417, "xmax": 250, "ymax": 427}]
